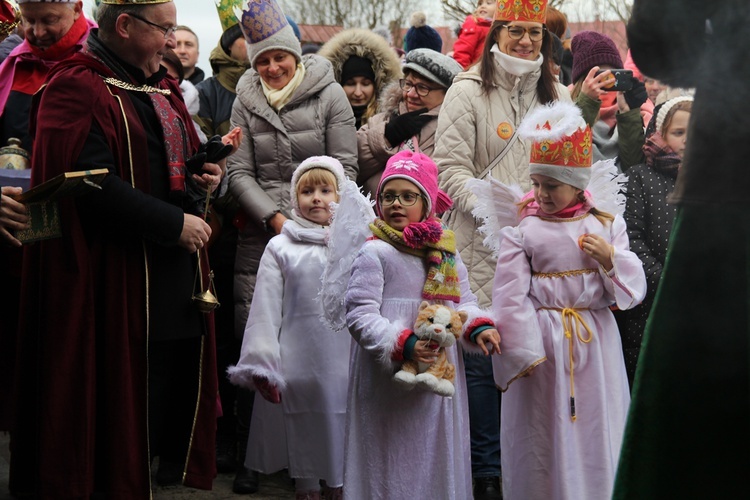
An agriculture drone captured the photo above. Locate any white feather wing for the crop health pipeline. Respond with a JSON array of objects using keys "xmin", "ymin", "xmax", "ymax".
[
  {"xmin": 587, "ymin": 159, "xmax": 628, "ymax": 217},
  {"xmin": 319, "ymin": 179, "xmax": 376, "ymax": 331},
  {"xmin": 467, "ymin": 177, "xmax": 524, "ymax": 258}
]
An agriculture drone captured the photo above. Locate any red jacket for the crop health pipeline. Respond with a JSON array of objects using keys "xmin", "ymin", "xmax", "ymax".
[{"xmin": 452, "ymin": 15, "xmax": 492, "ymax": 69}]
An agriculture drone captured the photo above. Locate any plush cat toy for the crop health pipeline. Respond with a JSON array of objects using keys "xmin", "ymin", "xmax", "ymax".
[{"xmin": 393, "ymin": 301, "xmax": 468, "ymax": 397}]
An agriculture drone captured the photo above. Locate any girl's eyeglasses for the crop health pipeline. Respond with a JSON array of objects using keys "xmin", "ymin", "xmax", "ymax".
[{"xmin": 380, "ymin": 192, "xmax": 423, "ymax": 206}]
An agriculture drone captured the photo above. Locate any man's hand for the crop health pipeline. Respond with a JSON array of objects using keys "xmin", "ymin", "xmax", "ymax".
[
  {"xmin": 0, "ymin": 186, "xmax": 29, "ymax": 247},
  {"xmin": 191, "ymin": 161, "xmax": 223, "ymax": 193},
  {"xmin": 178, "ymin": 213, "xmax": 211, "ymax": 253}
]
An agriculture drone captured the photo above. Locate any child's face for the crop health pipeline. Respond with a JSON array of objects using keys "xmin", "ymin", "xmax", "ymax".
[
  {"xmin": 379, "ymin": 179, "xmax": 426, "ymax": 231},
  {"xmin": 297, "ymin": 182, "xmax": 337, "ymax": 226},
  {"xmin": 477, "ymin": 0, "xmax": 496, "ymax": 19},
  {"xmin": 531, "ymin": 174, "xmax": 582, "ymax": 215},
  {"xmin": 663, "ymin": 110, "xmax": 690, "ymax": 159}
]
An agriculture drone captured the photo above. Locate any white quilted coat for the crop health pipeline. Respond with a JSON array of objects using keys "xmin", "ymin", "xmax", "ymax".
[{"xmin": 433, "ymin": 63, "xmax": 571, "ymax": 306}]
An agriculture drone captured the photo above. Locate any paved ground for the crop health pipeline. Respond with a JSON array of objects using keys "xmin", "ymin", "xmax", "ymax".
[{"xmin": 0, "ymin": 432, "xmax": 295, "ymax": 499}]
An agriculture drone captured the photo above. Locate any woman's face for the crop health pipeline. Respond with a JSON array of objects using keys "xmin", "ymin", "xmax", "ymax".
[
  {"xmin": 495, "ymin": 21, "xmax": 544, "ymax": 60},
  {"xmin": 402, "ymin": 71, "xmax": 447, "ymax": 112},
  {"xmin": 531, "ymin": 174, "xmax": 582, "ymax": 215},
  {"xmin": 342, "ymin": 76, "xmax": 375, "ymax": 107},
  {"xmin": 663, "ymin": 110, "xmax": 690, "ymax": 159},
  {"xmin": 255, "ymin": 49, "xmax": 297, "ymax": 90}
]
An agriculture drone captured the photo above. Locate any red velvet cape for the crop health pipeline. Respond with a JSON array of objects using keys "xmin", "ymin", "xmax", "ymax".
[{"xmin": 11, "ymin": 52, "xmax": 218, "ymax": 498}]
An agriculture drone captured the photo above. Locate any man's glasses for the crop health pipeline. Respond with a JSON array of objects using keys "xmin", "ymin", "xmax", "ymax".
[
  {"xmin": 399, "ymin": 79, "xmax": 442, "ymax": 97},
  {"xmin": 502, "ymin": 25, "xmax": 546, "ymax": 42},
  {"xmin": 380, "ymin": 192, "xmax": 423, "ymax": 206},
  {"xmin": 129, "ymin": 13, "xmax": 178, "ymax": 39}
]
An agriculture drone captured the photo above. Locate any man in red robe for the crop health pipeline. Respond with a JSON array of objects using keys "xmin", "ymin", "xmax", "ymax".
[{"xmin": 10, "ymin": 1, "xmax": 222, "ymax": 497}]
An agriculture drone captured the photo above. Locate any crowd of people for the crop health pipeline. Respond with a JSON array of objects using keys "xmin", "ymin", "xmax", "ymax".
[{"xmin": 0, "ymin": 0, "xmax": 740, "ymax": 499}]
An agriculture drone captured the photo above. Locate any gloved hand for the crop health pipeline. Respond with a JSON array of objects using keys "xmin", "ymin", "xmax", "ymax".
[
  {"xmin": 253, "ymin": 376, "xmax": 281, "ymax": 404},
  {"xmin": 203, "ymin": 134, "xmax": 234, "ymax": 163},
  {"xmin": 185, "ymin": 151, "xmax": 207, "ymax": 176},
  {"xmin": 624, "ymin": 77, "xmax": 648, "ymax": 110},
  {"xmin": 384, "ymin": 108, "xmax": 432, "ymax": 147}
]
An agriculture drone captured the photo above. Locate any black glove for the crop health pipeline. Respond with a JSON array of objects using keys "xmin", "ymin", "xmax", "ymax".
[
  {"xmin": 383, "ymin": 108, "xmax": 432, "ymax": 147},
  {"xmin": 203, "ymin": 134, "xmax": 233, "ymax": 164},
  {"xmin": 185, "ymin": 151, "xmax": 207, "ymax": 176},
  {"xmin": 624, "ymin": 78, "xmax": 648, "ymax": 110}
]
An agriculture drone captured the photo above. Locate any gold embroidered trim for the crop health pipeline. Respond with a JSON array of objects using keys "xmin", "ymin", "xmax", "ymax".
[
  {"xmin": 538, "ymin": 213, "xmax": 591, "ymax": 223},
  {"xmin": 498, "ymin": 357, "xmax": 547, "ymax": 393},
  {"xmin": 532, "ymin": 268, "xmax": 598, "ymax": 278},
  {"xmin": 103, "ymin": 77, "xmax": 171, "ymax": 95}
]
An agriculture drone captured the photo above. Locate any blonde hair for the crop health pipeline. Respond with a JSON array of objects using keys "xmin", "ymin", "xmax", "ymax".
[
  {"xmin": 516, "ymin": 192, "xmax": 615, "ymax": 226},
  {"xmin": 660, "ymin": 100, "xmax": 692, "ymax": 138},
  {"xmin": 296, "ymin": 168, "xmax": 340, "ymax": 200}
]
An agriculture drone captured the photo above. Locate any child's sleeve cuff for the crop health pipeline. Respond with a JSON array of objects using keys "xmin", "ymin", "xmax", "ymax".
[
  {"xmin": 464, "ymin": 318, "xmax": 495, "ymax": 343},
  {"xmin": 393, "ymin": 329, "xmax": 416, "ymax": 362}
]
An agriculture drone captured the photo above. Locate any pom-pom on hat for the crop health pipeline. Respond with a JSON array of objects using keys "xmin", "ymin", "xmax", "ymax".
[
  {"xmin": 403, "ymin": 11, "xmax": 442, "ymax": 54},
  {"xmin": 494, "ymin": 0, "xmax": 548, "ymax": 23},
  {"xmin": 403, "ymin": 48, "xmax": 463, "ymax": 89},
  {"xmin": 571, "ymin": 30, "xmax": 623, "ymax": 83},
  {"xmin": 376, "ymin": 150, "xmax": 453, "ymax": 218},
  {"xmin": 290, "ymin": 156, "xmax": 347, "ymax": 212},
  {"xmin": 234, "ymin": 0, "xmax": 302, "ymax": 68},
  {"xmin": 518, "ymin": 101, "xmax": 593, "ymax": 191}
]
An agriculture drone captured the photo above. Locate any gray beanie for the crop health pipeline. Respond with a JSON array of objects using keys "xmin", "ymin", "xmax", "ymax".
[
  {"xmin": 402, "ymin": 48, "xmax": 463, "ymax": 89},
  {"xmin": 237, "ymin": 0, "xmax": 302, "ymax": 68}
]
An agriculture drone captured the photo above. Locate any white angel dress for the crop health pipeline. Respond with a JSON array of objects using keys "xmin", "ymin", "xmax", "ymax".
[
  {"xmin": 470, "ymin": 162, "xmax": 647, "ymax": 500},
  {"xmin": 227, "ymin": 217, "xmax": 350, "ymax": 486}
]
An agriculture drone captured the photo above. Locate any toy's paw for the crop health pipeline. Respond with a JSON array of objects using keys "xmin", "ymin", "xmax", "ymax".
[
  {"xmin": 393, "ymin": 370, "xmax": 417, "ymax": 388},
  {"xmin": 415, "ymin": 372, "xmax": 439, "ymax": 390},
  {"xmin": 434, "ymin": 379, "xmax": 455, "ymax": 397}
]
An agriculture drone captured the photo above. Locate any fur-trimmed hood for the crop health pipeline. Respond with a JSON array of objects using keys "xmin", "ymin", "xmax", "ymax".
[{"xmin": 318, "ymin": 28, "xmax": 402, "ymax": 98}]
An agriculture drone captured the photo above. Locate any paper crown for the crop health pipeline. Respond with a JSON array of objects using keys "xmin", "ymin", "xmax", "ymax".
[
  {"xmin": 1, "ymin": 1, "xmax": 19, "ymax": 38},
  {"xmin": 215, "ymin": 0, "xmax": 241, "ymax": 32},
  {"xmin": 494, "ymin": 0, "xmax": 548, "ymax": 23},
  {"xmin": 234, "ymin": 0, "xmax": 287, "ymax": 44},
  {"xmin": 518, "ymin": 101, "xmax": 592, "ymax": 190}
]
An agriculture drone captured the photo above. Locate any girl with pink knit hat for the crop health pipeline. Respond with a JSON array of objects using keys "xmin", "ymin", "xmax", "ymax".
[{"xmin": 340, "ymin": 150, "xmax": 504, "ymax": 498}]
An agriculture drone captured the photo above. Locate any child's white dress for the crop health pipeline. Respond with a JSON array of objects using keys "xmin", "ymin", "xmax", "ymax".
[
  {"xmin": 492, "ymin": 211, "xmax": 647, "ymax": 500},
  {"xmin": 229, "ymin": 220, "xmax": 350, "ymax": 486},
  {"xmin": 344, "ymin": 239, "xmax": 522, "ymax": 499}
]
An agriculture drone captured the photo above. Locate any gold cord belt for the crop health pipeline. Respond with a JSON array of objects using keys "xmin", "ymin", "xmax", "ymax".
[
  {"xmin": 538, "ymin": 307, "xmax": 593, "ymax": 422},
  {"xmin": 102, "ymin": 77, "xmax": 172, "ymax": 96}
]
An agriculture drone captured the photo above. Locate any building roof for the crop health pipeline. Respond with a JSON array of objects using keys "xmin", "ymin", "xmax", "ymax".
[{"xmin": 298, "ymin": 24, "xmax": 344, "ymax": 46}]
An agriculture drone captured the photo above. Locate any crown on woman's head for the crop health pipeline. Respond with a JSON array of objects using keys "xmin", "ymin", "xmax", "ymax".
[{"xmin": 494, "ymin": 0, "xmax": 548, "ymax": 23}]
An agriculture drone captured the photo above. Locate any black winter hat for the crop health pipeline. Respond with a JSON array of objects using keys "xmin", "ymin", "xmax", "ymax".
[
  {"xmin": 220, "ymin": 24, "xmax": 244, "ymax": 56},
  {"xmin": 403, "ymin": 12, "xmax": 442, "ymax": 54},
  {"xmin": 340, "ymin": 55, "xmax": 376, "ymax": 83}
]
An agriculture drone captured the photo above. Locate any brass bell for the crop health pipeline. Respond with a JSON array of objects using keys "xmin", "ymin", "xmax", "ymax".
[{"xmin": 0, "ymin": 137, "xmax": 30, "ymax": 170}]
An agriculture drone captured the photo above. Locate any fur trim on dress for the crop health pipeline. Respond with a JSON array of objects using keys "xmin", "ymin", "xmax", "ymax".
[{"xmin": 227, "ymin": 364, "xmax": 288, "ymax": 390}]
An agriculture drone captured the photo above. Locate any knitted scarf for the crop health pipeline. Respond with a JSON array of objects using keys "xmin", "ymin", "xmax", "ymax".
[
  {"xmin": 369, "ymin": 218, "xmax": 461, "ymax": 303},
  {"xmin": 643, "ymin": 132, "xmax": 681, "ymax": 178}
]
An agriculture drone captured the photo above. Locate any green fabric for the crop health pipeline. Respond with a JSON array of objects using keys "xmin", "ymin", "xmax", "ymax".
[
  {"xmin": 613, "ymin": 205, "xmax": 750, "ymax": 499},
  {"xmin": 576, "ymin": 91, "xmax": 601, "ymax": 127},
  {"xmin": 615, "ymin": 107, "xmax": 646, "ymax": 170}
]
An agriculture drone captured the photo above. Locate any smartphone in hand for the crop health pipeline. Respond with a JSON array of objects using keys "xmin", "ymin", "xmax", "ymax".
[{"xmin": 595, "ymin": 69, "xmax": 634, "ymax": 91}]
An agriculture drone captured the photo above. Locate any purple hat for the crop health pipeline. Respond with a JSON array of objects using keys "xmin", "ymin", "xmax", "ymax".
[
  {"xmin": 571, "ymin": 31, "xmax": 623, "ymax": 83},
  {"xmin": 376, "ymin": 150, "xmax": 452, "ymax": 217}
]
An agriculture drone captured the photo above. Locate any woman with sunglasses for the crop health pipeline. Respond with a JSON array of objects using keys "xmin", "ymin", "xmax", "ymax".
[
  {"xmin": 357, "ymin": 48, "xmax": 462, "ymax": 197},
  {"xmin": 432, "ymin": 2, "xmax": 570, "ymax": 498}
]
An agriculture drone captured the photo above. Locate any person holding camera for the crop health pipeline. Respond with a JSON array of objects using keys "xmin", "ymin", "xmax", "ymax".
[
  {"xmin": 356, "ymin": 48, "xmax": 462, "ymax": 197},
  {"xmin": 569, "ymin": 31, "xmax": 653, "ymax": 172}
]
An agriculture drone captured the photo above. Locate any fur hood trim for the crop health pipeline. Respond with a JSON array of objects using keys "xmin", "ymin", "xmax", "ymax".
[
  {"xmin": 378, "ymin": 80, "xmax": 404, "ymax": 113},
  {"xmin": 318, "ymin": 28, "xmax": 402, "ymax": 95}
]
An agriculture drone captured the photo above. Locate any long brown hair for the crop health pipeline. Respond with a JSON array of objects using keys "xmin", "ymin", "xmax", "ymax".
[{"xmin": 479, "ymin": 21, "xmax": 559, "ymax": 105}]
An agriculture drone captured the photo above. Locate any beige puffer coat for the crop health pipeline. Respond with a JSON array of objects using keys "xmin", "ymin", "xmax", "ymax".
[
  {"xmin": 433, "ymin": 62, "xmax": 570, "ymax": 307},
  {"xmin": 227, "ymin": 54, "xmax": 357, "ymax": 333}
]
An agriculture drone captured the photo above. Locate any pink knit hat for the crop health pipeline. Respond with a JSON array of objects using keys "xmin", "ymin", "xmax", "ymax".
[{"xmin": 376, "ymin": 151, "xmax": 453, "ymax": 218}]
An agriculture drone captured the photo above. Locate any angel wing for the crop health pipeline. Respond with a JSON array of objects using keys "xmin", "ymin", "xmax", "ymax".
[
  {"xmin": 587, "ymin": 158, "xmax": 628, "ymax": 217},
  {"xmin": 467, "ymin": 177, "xmax": 525, "ymax": 259},
  {"xmin": 319, "ymin": 179, "xmax": 376, "ymax": 332}
]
